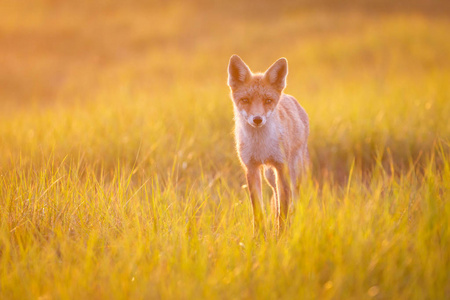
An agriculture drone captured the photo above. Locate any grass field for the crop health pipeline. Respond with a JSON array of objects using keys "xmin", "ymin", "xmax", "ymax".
[{"xmin": 1, "ymin": 0, "xmax": 450, "ymax": 299}]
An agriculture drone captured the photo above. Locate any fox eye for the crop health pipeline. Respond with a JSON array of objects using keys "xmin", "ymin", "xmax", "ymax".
[
  {"xmin": 265, "ymin": 99, "xmax": 273, "ymax": 104},
  {"xmin": 240, "ymin": 98, "xmax": 249, "ymax": 104}
]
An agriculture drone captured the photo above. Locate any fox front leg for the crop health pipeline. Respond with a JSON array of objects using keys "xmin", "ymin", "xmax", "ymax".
[
  {"xmin": 272, "ymin": 161, "xmax": 291, "ymax": 234},
  {"xmin": 245, "ymin": 165, "xmax": 265, "ymax": 235}
]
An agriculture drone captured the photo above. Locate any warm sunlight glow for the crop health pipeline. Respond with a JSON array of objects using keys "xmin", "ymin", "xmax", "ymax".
[{"xmin": 0, "ymin": 0, "xmax": 449, "ymax": 299}]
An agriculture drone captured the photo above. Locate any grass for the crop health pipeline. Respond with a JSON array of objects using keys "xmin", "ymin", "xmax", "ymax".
[{"xmin": 1, "ymin": 0, "xmax": 450, "ymax": 299}]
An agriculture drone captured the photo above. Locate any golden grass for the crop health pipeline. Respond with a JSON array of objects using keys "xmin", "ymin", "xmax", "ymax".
[{"xmin": 1, "ymin": 0, "xmax": 449, "ymax": 299}]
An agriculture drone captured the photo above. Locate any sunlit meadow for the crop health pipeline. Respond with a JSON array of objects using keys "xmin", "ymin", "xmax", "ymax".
[{"xmin": 1, "ymin": 0, "xmax": 449, "ymax": 299}]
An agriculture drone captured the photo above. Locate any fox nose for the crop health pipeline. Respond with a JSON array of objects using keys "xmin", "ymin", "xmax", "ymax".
[{"xmin": 253, "ymin": 116, "xmax": 263, "ymax": 125}]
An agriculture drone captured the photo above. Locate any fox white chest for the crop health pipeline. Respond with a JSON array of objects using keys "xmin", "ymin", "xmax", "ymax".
[{"xmin": 235, "ymin": 121, "xmax": 285, "ymax": 167}]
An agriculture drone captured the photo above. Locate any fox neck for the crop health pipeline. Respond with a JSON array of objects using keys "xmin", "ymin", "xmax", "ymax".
[{"xmin": 233, "ymin": 105, "xmax": 283, "ymax": 165}]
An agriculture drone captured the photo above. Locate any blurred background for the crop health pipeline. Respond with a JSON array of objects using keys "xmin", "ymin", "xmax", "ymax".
[
  {"xmin": 2, "ymin": 3, "xmax": 450, "ymax": 298},
  {"xmin": 1, "ymin": 0, "xmax": 450, "ymax": 183}
]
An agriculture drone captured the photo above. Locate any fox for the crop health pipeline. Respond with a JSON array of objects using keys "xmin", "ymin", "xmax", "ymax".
[{"xmin": 227, "ymin": 55, "xmax": 309, "ymax": 234}]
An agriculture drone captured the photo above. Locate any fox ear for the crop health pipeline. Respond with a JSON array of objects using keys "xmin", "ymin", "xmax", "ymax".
[
  {"xmin": 228, "ymin": 55, "xmax": 252, "ymax": 89},
  {"xmin": 264, "ymin": 58, "xmax": 288, "ymax": 91}
]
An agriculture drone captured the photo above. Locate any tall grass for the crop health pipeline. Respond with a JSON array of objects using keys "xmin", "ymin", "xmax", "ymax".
[
  {"xmin": 1, "ymin": 0, "xmax": 449, "ymax": 299},
  {"xmin": 1, "ymin": 142, "xmax": 449, "ymax": 299}
]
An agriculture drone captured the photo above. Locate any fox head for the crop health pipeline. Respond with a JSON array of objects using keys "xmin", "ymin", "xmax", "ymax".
[{"xmin": 228, "ymin": 55, "xmax": 288, "ymax": 128}]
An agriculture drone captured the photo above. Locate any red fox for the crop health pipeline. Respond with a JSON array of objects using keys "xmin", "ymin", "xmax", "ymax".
[{"xmin": 227, "ymin": 55, "xmax": 309, "ymax": 234}]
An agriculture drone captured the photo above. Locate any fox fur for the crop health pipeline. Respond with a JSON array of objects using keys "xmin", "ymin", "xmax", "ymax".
[{"xmin": 227, "ymin": 54, "xmax": 309, "ymax": 233}]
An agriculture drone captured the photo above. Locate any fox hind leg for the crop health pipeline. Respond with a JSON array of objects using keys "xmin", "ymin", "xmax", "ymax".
[{"xmin": 288, "ymin": 155, "xmax": 301, "ymax": 200}]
